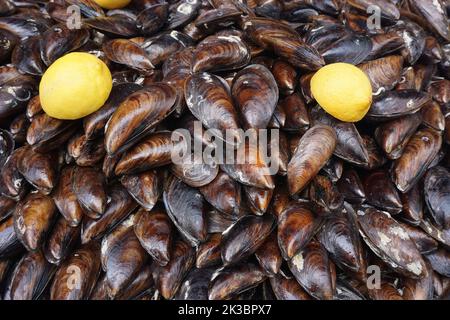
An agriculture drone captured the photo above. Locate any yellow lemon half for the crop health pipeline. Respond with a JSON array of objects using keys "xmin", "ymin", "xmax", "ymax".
[
  {"xmin": 311, "ymin": 63, "xmax": 373, "ymax": 122},
  {"xmin": 39, "ymin": 52, "xmax": 112, "ymax": 120},
  {"xmin": 93, "ymin": 0, "xmax": 131, "ymax": 9}
]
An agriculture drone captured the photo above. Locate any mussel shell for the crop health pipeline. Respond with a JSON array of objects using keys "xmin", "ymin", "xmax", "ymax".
[
  {"xmin": 120, "ymin": 170, "xmax": 162, "ymax": 211},
  {"xmin": 114, "ymin": 131, "xmax": 175, "ymax": 175},
  {"xmin": 374, "ymin": 113, "xmax": 422, "ymax": 159},
  {"xmin": 277, "ymin": 201, "xmax": 322, "ymax": 260},
  {"xmin": 199, "ymin": 171, "xmax": 241, "ymax": 216},
  {"xmin": 170, "ymin": 155, "xmax": 219, "ymax": 187},
  {"xmin": 101, "ymin": 214, "xmax": 148, "ymax": 299},
  {"xmin": 400, "ymin": 183, "xmax": 423, "ymax": 225},
  {"xmin": 40, "ymin": 24, "xmax": 90, "ymax": 66},
  {"xmin": 309, "ymin": 174, "xmax": 343, "ymax": 216},
  {"xmin": 0, "ymin": 128, "xmax": 14, "ymax": 167},
  {"xmin": 11, "ymin": 35, "xmax": 45, "ymax": 75},
  {"xmin": 393, "ymin": 128, "xmax": 442, "ymax": 193},
  {"xmin": 287, "ymin": 124, "xmax": 336, "ymax": 196},
  {"xmin": 321, "ymin": 33, "xmax": 372, "ymax": 65},
  {"xmin": 363, "ymin": 170, "xmax": 402, "ymax": 214},
  {"xmin": 84, "ymin": 15, "xmax": 139, "ymax": 37},
  {"xmin": 408, "ymin": 0, "xmax": 449, "ymax": 40},
  {"xmin": 134, "ymin": 205, "xmax": 172, "ymax": 266},
  {"xmin": 191, "ymin": 34, "xmax": 251, "ymax": 73},
  {"xmin": 367, "ymin": 90, "xmax": 430, "ymax": 121},
  {"xmin": 167, "ymin": 0, "xmax": 201, "ymax": 30},
  {"xmin": 288, "ymin": 240, "xmax": 335, "ymax": 300},
  {"xmin": 231, "ymin": 64, "xmax": 279, "ymax": 129},
  {"xmin": 136, "ymin": 3, "xmax": 168, "ymax": 36},
  {"xmin": 72, "ymin": 166, "xmax": 107, "ymax": 218},
  {"xmin": 103, "ymin": 39, "xmax": 154, "ymax": 73},
  {"xmin": 399, "ymin": 222, "xmax": 438, "ymax": 255},
  {"xmin": 17, "ymin": 146, "xmax": 58, "ymax": 195},
  {"xmin": 153, "ymin": 239, "xmax": 195, "ymax": 300},
  {"xmin": 174, "ymin": 267, "xmax": 215, "ymax": 300},
  {"xmin": 4, "ymin": 250, "xmax": 54, "ymax": 300},
  {"xmin": 83, "ymin": 83, "xmax": 142, "ymax": 140},
  {"xmin": 221, "ymin": 214, "xmax": 275, "ymax": 266},
  {"xmin": 424, "ymin": 166, "xmax": 450, "ymax": 229},
  {"xmin": 53, "ymin": 166, "xmax": 84, "ymax": 227},
  {"xmin": 184, "ymin": 72, "xmax": 241, "ymax": 144},
  {"xmin": 163, "ymin": 176, "xmax": 207, "ymax": 246},
  {"xmin": 105, "ymin": 84, "xmax": 178, "ymax": 156},
  {"xmin": 359, "ymin": 55, "xmax": 404, "ymax": 93},
  {"xmin": 196, "ymin": 233, "xmax": 222, "ymax": 268},
  {"xmin": 81, "ymin": 183, "xmax": 138, "ymax": 243},
  {"xmin": 44, "ymin": 216, "xmax": 80, "ymax": 265},
  {"xmin": 50, "ymin": 241, "xmax": 102, "ymax": 300},
  {"xmin": 0, "ymin": 215, "xmax": 23, "ymax": 259},
  {"xmin": 255, "ymin": 231, "xmax": 282, "ymax": 275},
  {"xmin": 269, "ymin": 273, "xmax": 311, "ymax": 300},
  {"xmin": 13, "ymin": 192, "xmax": 57, "ymax": 251},
  {"xmin": 208, "ymin": 263, "xmax": 266, "ymax": 300},
  {"xmin": 0, "ymin": 195, "xmax": 15, "ymax": 222},
  {"xmin": 357, "ymin": 206, "xmax": 428, "ymax": 278},
  {"xmin": 310, "ymin": 106, "xmax": 369, "ymax": 166},
  {"xmin": 425, "ymin": 248, "xmax": 450, "ymax": 277},
  {"xmin": 336, "ymin": 169, "xmax": 366, "ymax": 205},
  {"xmin": 243, "ymin": 17, "xmax": 324, "ymax": 70}
]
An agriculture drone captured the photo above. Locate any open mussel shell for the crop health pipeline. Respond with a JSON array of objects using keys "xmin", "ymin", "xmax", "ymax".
[
  {"xmin": 153, "ymin": 239, "xmax": 195, "ymax": 300},
  {"xmin": 231, "ymin": 64, "xmax": 279, "ymax": 129},
  {"xmin": 105, "ymin": 83, "xmax": 179, "ymax": 156},
  {"xmin": 81, "ymin": 183, "xmax": 138, "ymax": 244},
  {"xmin": 287, "ymin": 124, "xmax": 336, "ymax": 196},
  {"xmin": 3, "ymin": 250, "xmax": 54, "ymax": 300},
  {"xmin": 367, "ymin": 90, "xmax": 431, "ymax": 121},
  {"xmin": 392, "ymin": 128, "xmax": 442, "ymax": 193},
  {"xmin": 13, "ymin": 192, "xmax": 57, "ymax": 252},
  {"xmin": 72, "ymin": 166, "xmax": 107, "ymax": 218},
  {"xmin": 221, "ymin": 214, "xmax": 275, "ymax": 266},
  {"xmin": 288, "ymin": 240, "xmax": 336, "ymax": 300},
  {"xmin": 356, "ymin": 206, "xmax": 428, "ymax": 279},
  {"xmin": 277, "ymin": 201, "xmax": 322, "ymax": 260},
  {"xmin": 101, "ymin": 214, "xmax": 148, "ymax": 299},
  {"xmin": 424, "ymin": 166, "xmax": 450, "ymax": 230},
  {"xmin": 134, "ymin": 205, "xmax": 172, "ymax": 266},
  {"xmin": 163, "ymin": 175, "xmax": 207, "ymax": 246},
  {"xmin": 208, "ymin": 263, "xmax": 266, "ymax": 300},
  {"xmin": 50, "ymin": 241, "xmax": 102, "ymax": 300}
]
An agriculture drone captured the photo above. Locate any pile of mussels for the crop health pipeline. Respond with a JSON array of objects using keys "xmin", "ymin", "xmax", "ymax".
[{"xmin": 0, "ymin": 0, "xmax": 450, "ymax": 300}]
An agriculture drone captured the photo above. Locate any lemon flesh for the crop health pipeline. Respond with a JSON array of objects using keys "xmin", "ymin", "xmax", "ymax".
[
  {"xmin": 39, "ymin": 52, "xmax": 112, "ymax": 120},
  {"xmin": 93, "ymin": 0, "xmax": 131, "ymax": 9},
  {"xmin": 311, "ymin": 63, "xmax": 373, "ymax": 122}
]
